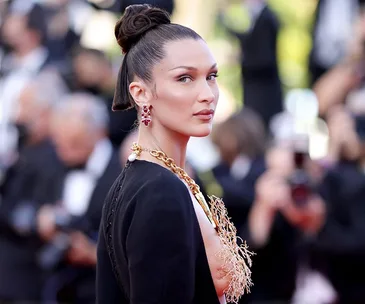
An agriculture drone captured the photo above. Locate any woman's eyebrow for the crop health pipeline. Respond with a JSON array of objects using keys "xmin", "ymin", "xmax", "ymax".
[{"xmin": 169, "ymin": 63, "xmax": 217, "ymax": 71}]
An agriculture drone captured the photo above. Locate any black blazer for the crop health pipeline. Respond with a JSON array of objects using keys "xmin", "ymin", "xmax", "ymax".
[
  {"xmin": 312, "ymin": 161, "xmax": 365, "ymax": 303},
  {"xmin": 40, "ymin": 150, "xmax": 122, "ymax": 302},
  {"xmin": 0, "ymin": 140, "xmax": 63, "ymax": 301},
  {"xmin": 224, "ymin": 6, "xmax": 283, "ymax": 128},
  {"xmin": 96, "ymin": 160, "xmax": 221, "ymax": 304}
]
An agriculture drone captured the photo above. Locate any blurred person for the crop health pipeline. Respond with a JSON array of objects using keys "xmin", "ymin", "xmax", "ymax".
[
  {"xmin": 88, "ymin": 0, "xmax": 174, "ymax": 15},
  {"xmin": 310, "ymin": 90, "xmax": 365, "ymax": 303},
  {"xmin": 309, "ymin": 0, "xmax": 362, "ymax": 85},
  {"xmin": 219, "ymin": 0, "xmax": 283, "ymax": 129},
  {"xmin": 42, "ymin": 0, "xmax": 80, "ymax": 66},
  {"xmin": 34, "ymin": 93, "xmax": 121, "ymax": 303},
  {"xmin": 97, "ymin": 5, "xmax": 253, "ymax": 304},
  {"xmin": 240, "ymin": 142, "xmax": 326, "ymax": 304},
  {"xmin": 314, "ymin": 6, "xmax": 365, "ymax": 116},
  {"xmin": 0, "ymin": 70, "xmax": 66, "ymax": 303},
  {"xmin": 325, "ymin": 105, "xmax": 361, "ymax": 164},
  {"xmin": 201, "ymin": 109, "xmax": 267, "ymax": 231},
  {"xmin": 72, "ymin": 47, "xmax": 137, "ymax": 147},
  {"xmin": 0, "ymin": 3, "xmax": 51, "ymax": 168},
  {"xmin": 119, "ymin": 0, "xmax": 174, "ymax": 14},
  {"xmin": 0, "ymin": 2, "xmax": 49, "ymax": 112}
]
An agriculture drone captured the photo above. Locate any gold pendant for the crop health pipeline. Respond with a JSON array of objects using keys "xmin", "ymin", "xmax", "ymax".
[{"xmin": 194, "ymin": 192, "xmax": 219, "ymax": 231}]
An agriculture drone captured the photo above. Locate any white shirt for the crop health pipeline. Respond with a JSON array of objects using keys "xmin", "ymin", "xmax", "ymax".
[
  {"xmin": 62, "ymin": 138, "xmax": 113, "ymax": 216},
  {"xmin": 0, "ymin": 47, "xmax": 48, "ymax": 160},
  {"xmin": 314, "ymin": 0, "xmax": 359, "ymax": 67}
]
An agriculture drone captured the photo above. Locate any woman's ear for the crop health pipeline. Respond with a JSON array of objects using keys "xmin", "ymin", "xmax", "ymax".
[{"xmin": 129, "ymin": 80, "xmax": 153, "ymax": 108}]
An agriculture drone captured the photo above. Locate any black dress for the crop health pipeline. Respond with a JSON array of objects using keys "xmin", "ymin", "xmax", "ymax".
[{"xmin": 96, "ymin": 160, "xmax": 221, "ymax": 304}]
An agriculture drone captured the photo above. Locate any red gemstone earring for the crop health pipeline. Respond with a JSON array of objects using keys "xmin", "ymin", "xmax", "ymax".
[{"xmin": 141, "ymin": 105, "xmax": 152, "ymax": 127}]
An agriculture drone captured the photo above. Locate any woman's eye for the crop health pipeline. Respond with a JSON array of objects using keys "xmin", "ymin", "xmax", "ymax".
[
  {"xmin": 178, "ymin": 76, "xmax": 193, "ymax": 83},
  {"xmin": 207, "ymin": 73, "xmax": 219, "ymax": 81}
]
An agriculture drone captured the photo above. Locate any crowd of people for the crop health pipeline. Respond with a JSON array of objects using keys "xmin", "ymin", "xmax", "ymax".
[{"xmin": 0, "ymin": 0, "xmax": 365, "ymax": 303}]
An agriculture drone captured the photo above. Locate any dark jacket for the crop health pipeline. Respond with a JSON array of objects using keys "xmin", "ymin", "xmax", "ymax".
[
  {"xmin": 225, "ymin": 6, "xmax": 283, "ymax": 128},
  {"xmin": 97, "ymin": 160, "xmax": 221, "ymax": 304},
  {"xmin": 0, "ymin": 140, "xmax": 63, "ymax": 301},
  {"xmin": 40, "ymin": 150, "xmax": 122, "ymax": 303},
  {"xmin": 312, "ymin": 161, "xmax": 365, "ymax": 303}
]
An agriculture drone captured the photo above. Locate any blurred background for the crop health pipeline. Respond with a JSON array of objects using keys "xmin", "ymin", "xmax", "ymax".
[{"xmin": 1, "ymin": 0, "xmax": 365, "ymax": 303}]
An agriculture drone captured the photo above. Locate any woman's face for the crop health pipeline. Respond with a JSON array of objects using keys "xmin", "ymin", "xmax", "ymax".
[{"xmin": 147, "ymin": 38, "xmax": 219, "ymax": 138}]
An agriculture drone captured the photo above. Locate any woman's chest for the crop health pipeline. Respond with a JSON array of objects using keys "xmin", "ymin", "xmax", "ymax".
[{"xmin": 186, "ymin": 190, "xmax": 229, "ymax": 303}]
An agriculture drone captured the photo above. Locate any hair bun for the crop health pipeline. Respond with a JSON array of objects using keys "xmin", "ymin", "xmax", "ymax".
[{"xmin": 115, "ymin": 4, "xmax": 171, "ymax": 54}]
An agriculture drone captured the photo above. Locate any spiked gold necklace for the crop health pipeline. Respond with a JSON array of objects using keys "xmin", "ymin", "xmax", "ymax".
[
  {"xmin": 129, "ymin": 142, "xmax": 219, "ymax": 230},
  {"xmin": 128, "ymin": 142, "xmax": 253, "ymax": 304}
]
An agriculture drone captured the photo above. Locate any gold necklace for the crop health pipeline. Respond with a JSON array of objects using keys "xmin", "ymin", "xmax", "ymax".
[
  {"xmin": 129, "ymin": 142, "xmax": 219, "ymax": 230},
  {"xmin": 129, "ymin": 142, "xmax": 253, "ymax": 303}
]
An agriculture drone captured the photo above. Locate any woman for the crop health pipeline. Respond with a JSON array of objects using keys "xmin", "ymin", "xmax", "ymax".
[
  {"xmin": 96, "ymin": 5, "xmax": 252, "ymax": 304},
  {"xmin": 203, "ymin": 110, "xmax": 267, "ymax": 230}
]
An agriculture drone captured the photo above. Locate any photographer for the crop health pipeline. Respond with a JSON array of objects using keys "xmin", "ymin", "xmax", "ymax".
[
  {"xmin": 36, "ymin": 93, "xmax": 121, "ymax": 303},
  {"xmin": 241, "ymin": 142, "xmax": 326, "ymax": 303},
  {"xmin": 311, "ymin": 95, "xmax": 365, "ymax": 303},
  {"xmin": 72, "ymin": 47, "xmax": 137, "ymax": 148}
]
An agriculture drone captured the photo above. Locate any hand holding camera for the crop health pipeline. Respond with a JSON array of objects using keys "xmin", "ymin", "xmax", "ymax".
[
  {"xmin": 284, "ymin": 150, "xmax": 326, "ymax": 234},
  {"xmin": 66, "ymin": 231, "xmax": 97, "ymax": 266},
  {"xmin": 37, "ymin": 204, "xmax": 57, "ymax": 242},
  {"xmin": 36, "ymin": 204, "xmax": 95, "ymax": 269},
  {"xmin": 256, "ymin": 145, "xmax": 326, "ymax": 234},
  {"xmin": 255, "ymin": 171, "xmax": 292, "ymax": 213}
]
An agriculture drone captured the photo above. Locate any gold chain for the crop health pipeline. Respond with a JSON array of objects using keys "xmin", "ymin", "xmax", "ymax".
[
  {"xmin": 131, "ymin": 143, "xmax": 219, "ymax": 230},
  {"xmin": 130, "ymin": 142, "xmax": 254, "ymax": 303}
]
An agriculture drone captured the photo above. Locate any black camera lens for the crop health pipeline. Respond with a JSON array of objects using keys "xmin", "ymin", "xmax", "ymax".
[
  {"xmin": 355, "ymin": 115, "xmax": 365, "ymax": 141},
  {"xmin": 288, "ymin": 169, "xmax": 313, "ymax": 207}
]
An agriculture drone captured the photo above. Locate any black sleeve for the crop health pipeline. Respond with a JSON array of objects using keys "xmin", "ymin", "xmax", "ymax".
[{"xmin": 126, "ymin": 179, "xmax": 196, "ymax": 304}]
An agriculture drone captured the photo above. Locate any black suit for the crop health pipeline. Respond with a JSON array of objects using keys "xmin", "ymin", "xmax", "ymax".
[
  {"xmin": 312, "ymin": 161, "xmax": 365, "ymax": 303},
  {"xmin": 240, "ymin": 214, "xmax": 301, "ymax": 304},
  {"xmin": 225, "ymin": 6, "xmax": 283, "ymax": 128},
  {"xmin": 40, "ymin": 150, "xmax": 122, "ymax": 303},
  {"xmin": 0, "ymin": 140, "xmax": 63, "ymax": 301},
  {"xmin": 199, "ymin": 157, "xmax": 266, "ymax": 230},
  {"xmin": 199, "ymin": 158, "xmax": 299, "ymax": 303}
]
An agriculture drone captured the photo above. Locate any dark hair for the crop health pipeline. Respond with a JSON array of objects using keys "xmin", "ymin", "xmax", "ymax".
[
  {"xmin": 212, "ymin": 109, "xmax": 267, "ymax": 160},
  {"xmin": 120, "ymin": 0, "xmax": 174, "ymax": 15},
  {"xmin": 112, "ymin": 4, "xmax": 202, "ymax": 111}
]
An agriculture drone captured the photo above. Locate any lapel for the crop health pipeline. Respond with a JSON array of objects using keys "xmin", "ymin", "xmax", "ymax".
[{"xmin": 84, "ymin": 152, "xmax": 121, "ymax": 230}]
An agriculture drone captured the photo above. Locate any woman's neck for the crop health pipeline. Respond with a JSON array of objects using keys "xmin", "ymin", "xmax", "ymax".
[{"xmin": 137, "ymin": 124, "xmax": 189, "ymax": 169}]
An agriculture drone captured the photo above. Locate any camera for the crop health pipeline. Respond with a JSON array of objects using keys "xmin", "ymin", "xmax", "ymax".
[
  {"xmin": 288, "ymin": 147, "xmax": 315, "ymax": 207},
  {"xmin": 355, "ymin": 115, "xmax": 365, "ymax": 141},
  {"xmin": 10, "ymin": 204, "xmax": 75, "ymax": 269},
  {"xmin": 11, "ymin": 202, "xmax": 38, "ymax": 236},
  {"xmin": 37, "ymin": 209, "xmax": 92, "ymax": 270},
  {"xmin": 10, "ymin": 204, "xmax": 87, "ymax": 269}
]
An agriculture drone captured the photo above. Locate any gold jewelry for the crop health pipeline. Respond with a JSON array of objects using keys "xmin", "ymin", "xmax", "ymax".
[
  {"xmin": 129, "ymin": 142, "xmax": 254, "ymax": 303},
  {"xmin": 131, "ymin": 143, "xmax": 219, "ymax": 229}
]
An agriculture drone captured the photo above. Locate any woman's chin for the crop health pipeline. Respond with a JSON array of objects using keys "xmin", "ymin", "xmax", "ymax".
[{"xmin": 189, "ymin": 125, "xmax": 212, "ymax": 137}]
